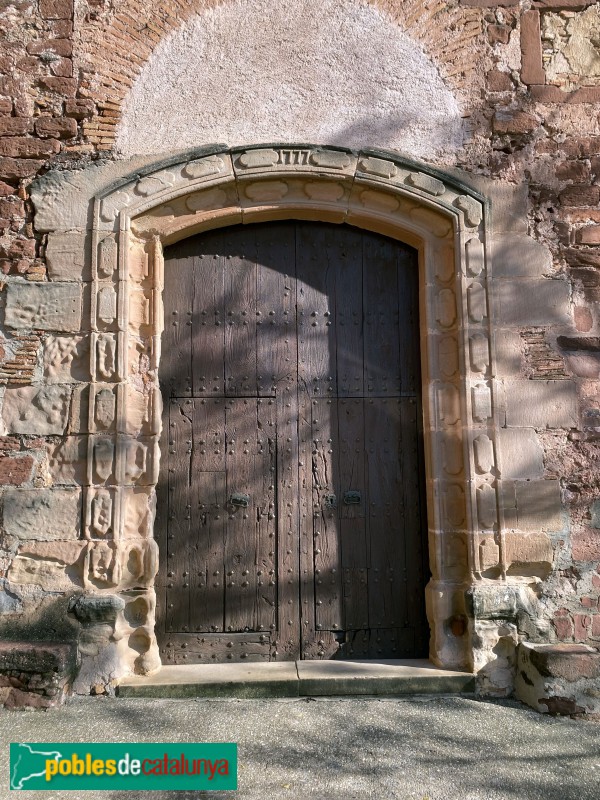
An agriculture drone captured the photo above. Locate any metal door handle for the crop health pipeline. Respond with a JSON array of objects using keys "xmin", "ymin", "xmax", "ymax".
[
  {"xmin": 230, "ymin": 493, "xmax": 250, "ymax": 508},
  {"xmin": 343, "ymin": 491, "xmax": 361, "ymax": 505}
]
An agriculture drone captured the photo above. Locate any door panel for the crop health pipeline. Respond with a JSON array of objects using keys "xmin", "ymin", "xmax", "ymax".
[{"xmin": 157, "ymin": 221, "xmax": 429, "ymax": 663}]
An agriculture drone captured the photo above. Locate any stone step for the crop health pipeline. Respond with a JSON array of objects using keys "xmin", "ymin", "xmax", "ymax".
[{"xmin": 117, "ymin": 659, "xmax": 475, "ymax": 699}]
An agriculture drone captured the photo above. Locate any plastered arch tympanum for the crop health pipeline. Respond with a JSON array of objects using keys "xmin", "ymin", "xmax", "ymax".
[{"xmin": 32, "ymin": 145, "xmax": 505, "ymax": 685}]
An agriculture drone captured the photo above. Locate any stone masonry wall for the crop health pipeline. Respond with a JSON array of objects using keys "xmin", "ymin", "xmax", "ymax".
[{"xmin": 0, "ymin": 0, "xmax": 599, "ymax": 709}]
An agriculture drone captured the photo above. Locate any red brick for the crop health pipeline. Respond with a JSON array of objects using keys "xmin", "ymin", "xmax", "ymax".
[
  {"xmin": 0, "ymin": 118, "xmax": 33, "ymax": 136},
  {"xmin": 0, "ymin": 455, "xmax": 33, "ymax": 486},
  {"xmin": 531, "ymin": 85, "xmax": 600, "ymax": 104},
  {"xmin": 493, "ymin": 110, "xmax": 539, "ymax": 135},
  {"xmin": 555, "ymin": 160, "xmax": 589, "ymax": 182},
  {"xmin": 3, "ymin": 688, "xmax": 52, "ymax": 710},
  {"xmin": 0, "ymin": 199, "xmax": 25, "ymax": 218},
  {"xmin": 49, "ymin": 58, "xmax": 73, "ymax": 78},
  {"xmin": 49, "ymin": 19, "xmax": 73, "ymax": 36},
  {"xmin": 577, "ymin": 225, "xmax": 600, "ymax": 245},
  {"xmin": 572, "ymin": 528, "xmax": 600, "ymax": 561},
  {"xmin": 64, "ymin": 99, "xmax": 95, "ymax": 120},
  {"xmin": 535, "ymin": 139, "xmax": 558, "ymax": 155},
  {"xmin": 553, "ymin": 614, "xmax": 574, "ymax": 639},
  {"xmin": 486, "ymin": 69, "xmax": 513, "ymax": 92},
  {"xmin": 38, "ymin": 76, "xmax": 77, "ymax": 97},
  {"xmin": 27, "ymin": 39, "xmax": 73, "ymax": 57},
  {"xmin": 0, "ymin": 158, "xmax": 45, "ymax": 180},
  {"xmin": 39, "ymin": 0, "xmax": 72, "ymax": 19},
  {"xmin": 35, "ymin": 116, "xmax": 77, "ymax": 139},
  {"xmin": 0, "ymin": 99, "xmax": 12, "ymax": 115},
  {"xmin": 582, "ymin": 596, "xmax": 598, "ymax": 608},
  {"xmin": 0, "ymin": 437, "xmax": 20, "ymax": 452},
  {"xmin": 593, "ymin": 616, "xmax": 600, "ymax": 637},
  {"xmin": 574, "ymin": 613, "xmax": 592, "ymax": 642},
  {"xmin": 0, "ymin": 138, "xmax": 60, "ymax": 158},
  {"xmin": 591, "ymin": 157, "xmax": 600, "ymax": 178},
  {"xmin": 487, "ymin": 24, "xmax": 511, "ymax": 45},
  {"xmin": 574, "ymin": 306, "xmax": 593, "ymax": 332},
  {"xmin": 520, "ymin": 11, "xmax": 545, "ymax": 85},
  {"xmin": 560, "ymin": 185, "xmax": 600, "ymax": 207}
]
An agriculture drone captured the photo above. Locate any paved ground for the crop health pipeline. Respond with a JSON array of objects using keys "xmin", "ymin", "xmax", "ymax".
[{"xmin": 1, "ymin": 695, "xmax": 599, "ymax": 800}]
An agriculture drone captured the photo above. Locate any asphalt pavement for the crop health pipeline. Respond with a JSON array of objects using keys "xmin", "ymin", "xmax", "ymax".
[{"xmin": 1, "ymin": 694, "xmax": 599, "ymax": 800}]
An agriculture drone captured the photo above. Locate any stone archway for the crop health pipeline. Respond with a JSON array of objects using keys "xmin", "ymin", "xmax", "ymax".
[{"xmin": 25, "ymin": 144, "xmax": 514, "ymax": 689}]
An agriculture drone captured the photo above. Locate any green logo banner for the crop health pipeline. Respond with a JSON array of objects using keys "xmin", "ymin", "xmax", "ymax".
[{"xmin": 10, "ymin": 742, "xmax": 237, "ymax": 791}]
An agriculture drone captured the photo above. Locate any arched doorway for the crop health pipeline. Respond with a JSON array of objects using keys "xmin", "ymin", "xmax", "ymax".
[{"xmin": 155, "ymin": 220, "xmax": 429, "ymax": 663}]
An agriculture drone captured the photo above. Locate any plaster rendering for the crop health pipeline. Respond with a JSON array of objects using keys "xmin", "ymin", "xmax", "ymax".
[{"xmin": 114, "ymin": 0, "xmax": 464, "ymax": 162}]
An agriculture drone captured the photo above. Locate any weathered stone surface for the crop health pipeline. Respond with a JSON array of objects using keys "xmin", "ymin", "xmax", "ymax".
[
  {"xmin": 5, "ymin": 283, "xmax": 82, "ymax": 332},
  {"xmin": 45, "ymin": 231, "xmax": 89, "ymax": 280},
  {"xmin": 505, "ymin": 380, "xmax": 579, "ymax": 429},
  {"xmin": 3, "ymin": 489, "xmax": 81, "ymax": 540},
  {"xmin": 495, "ymin": 279, "xmax": 571, "ymax": 326},
  {"xmin": 69, "ymin": 594, "xmax": 125, "ymax": 625},
  {"xmin": 498, "ymin": 428, "xmax": 544, "ymax": 480},
  {"xmin": 43, "ymin": 335, "xmax": 89, "ymax": 382},
  {"xmin": 491, "ymin": 234, "xmax": 552, "ymax": 278},
  {"xmin": 505, "ymin": 531, "xmax": 554, "ymax": 578},
  {"xmin": 516, "ymin": 642, "xmax": 600, "ymax": 717},
  {"xmin": 2, "ymin": 385, "xmax": 72, "ymax": 434},
  {"xmin": 515, "ymin": 480, "xmax": 564, "ymax": 533},
  {"xmin": 46, "ymin": 437, "xmax": 87, "ymax": 485},
  {"xmin": 7, "ymin": 541, "xmax": 86, "ymax": 589},
  {"xmin": 0, "ymin": 640, "xmax": 74, "ymax": 673}
]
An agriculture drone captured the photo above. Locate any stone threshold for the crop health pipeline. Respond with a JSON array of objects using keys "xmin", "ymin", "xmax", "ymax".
[{"xmin": 117, "ymin": 659, "xmax": 475, "ymax": 699}]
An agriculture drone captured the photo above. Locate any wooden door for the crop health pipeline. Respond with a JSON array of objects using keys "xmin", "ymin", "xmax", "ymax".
[{"xmin": 156, "ymin": 222, "xmax": 429, "ymax": 664}]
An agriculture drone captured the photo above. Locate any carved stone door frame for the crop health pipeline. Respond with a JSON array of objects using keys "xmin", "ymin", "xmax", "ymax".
[{"xmin": 35, "ymin": 144, "xmax": 500, "ymax": 682}]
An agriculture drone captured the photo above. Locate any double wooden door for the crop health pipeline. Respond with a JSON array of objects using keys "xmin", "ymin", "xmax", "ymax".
[{"xmin": 156, "ymin": 221, "xmax": 428, "ymax": 663}]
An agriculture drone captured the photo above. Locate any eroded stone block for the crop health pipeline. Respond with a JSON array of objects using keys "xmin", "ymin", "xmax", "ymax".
[
  {"xmin": 3, "ymin": 489, "xmax": 81, "ymax": 540},
  {"xmin": 46, "ymin": 437, "xmax": 87, "ymax": 485},
  {"xmin": 505, "ymin": 380, "xmax": 578, "ymax": 428},
  {"xmin": 8, "ymin": 541, "xmax": 86, "ymax": 589},
  {"xmin": 516, "ymin": 642, "xmax": 600, "ymax": 717},
  {"xmin": 3, "ymin": 385, "xmax": 72, "ymax": 435},
  {"xmin": 44, "ymin": 336, "xmax": 90, "ymax": 382},
  {"xmin": 505, "ymin": 531, "xmax": 554, "ymax": 578},
  {"xmin": 5, "ymin": 283, "xmax": 82, "ymax": 332}
]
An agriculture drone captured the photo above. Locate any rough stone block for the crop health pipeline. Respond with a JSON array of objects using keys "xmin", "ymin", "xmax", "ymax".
[
  {"xmin": 505, "ymin": 380, "xmax": 579, "ymax": 428},
  {"xmin": 0, "ymin": 641, "xmax": 74, "ymax": 673},
  {"xmin": 572, "ymin": 528, "xmax": 600, "ymax": 561},
  {"xmin": 2, "ymin": 385, "xmax": 72, "ymax": 435},
  {"xmin": 7, "ymin": 541, "xmax": 86, "ymax": 589},
  {"xmin": 495, "ymin": 279, "xmax": 571, "ymax": 326},
  {"xmin": 45, "ymin": 231, "xmax": 90, "ymax": 281},
  {"xmin": 491, "ymin": 234, "xmax": 552, "ymax": 278},
  {"xmin": 5, "ymin": 283, "xmax": 82, "ymax": 332},
  {"xmin": 3, "ymin": 489, "xmax": 81, "ymax": 540},
  {"xmin": 515, "ymin": 479, "xmax": 564, "ymax": 532},
  {"xmin": 498, "ymin": 428, "xmax": 544, "ymax": 479},
  {"xmin": 515, "ymin": 642, "xmax": 600, "ymax": 717}
]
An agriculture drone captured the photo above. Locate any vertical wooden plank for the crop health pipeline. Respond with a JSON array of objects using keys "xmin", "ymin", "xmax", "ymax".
[
  {"xmin": 335, "ymin": 227, "xmax": 364, "ymax": 397},
  {"xmin": 223, "ymin": 227, "xmax": 257, "ymax": 396},
  {"xmin": 365, "ymin": 398, "xmax": 407, "ymax": 630},
  {"xmin": 162, "ymin": 249, "xmax": 193, "ymax": 398},
  {"xmin": 165, "ymin": 398, "xmax": 192, "ymax": 632},
  {"xmin": 311, "ymin": 398, "xmax": 343, "ymax": 633},
  {"xmin": 254, "ymin": 398, "xmax": 277, "ymax": 633},
  {"xmin": 397, "ymin": 246, "xmax": 420, "ymax": 394},
  {"xmin": 276, "ymin": 390, "xmax": 301, "ymax": 659},
  {"xmin": 363, "ymin": 233, "xmax": 400, "ymax": 396},
  {"xmin": 256, "ymin": 223, "xmax": 296, "ymax": 396},
  {"xmin": 189, "ymin": 397, "xmax": 226, "ymax": 633},
  {"xmin": 297, "ymin": 222, "xmax": 337, "ymax": 399},
  {"xmin": 192, "ymin": 230, "xmax": 225, "ymax": 396}
]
